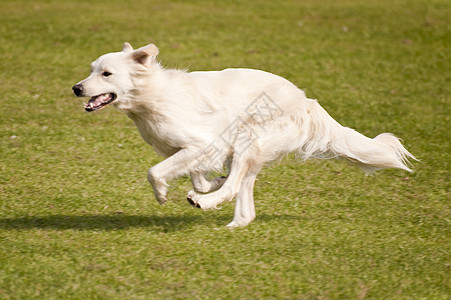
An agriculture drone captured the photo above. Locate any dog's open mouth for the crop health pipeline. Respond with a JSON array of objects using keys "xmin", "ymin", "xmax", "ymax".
[{"xmin": 84, "ymin": 93, "xmax": 117, "ymax": 112}]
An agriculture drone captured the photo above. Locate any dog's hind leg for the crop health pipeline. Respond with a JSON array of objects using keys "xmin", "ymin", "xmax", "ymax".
[{"xmin": 226, "ymin": 168, "xmax": 261, "ymax": 228}]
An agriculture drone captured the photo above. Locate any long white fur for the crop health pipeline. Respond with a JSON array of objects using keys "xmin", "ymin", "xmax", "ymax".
[{"xmin": 74, "ymin": 43, "xmax": 416, "ymax": 227}]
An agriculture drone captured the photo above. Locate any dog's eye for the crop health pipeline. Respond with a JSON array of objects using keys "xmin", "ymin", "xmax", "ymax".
[{"xmin": 102, "ymin": 71, "xmax": 112, "ymax": 77}]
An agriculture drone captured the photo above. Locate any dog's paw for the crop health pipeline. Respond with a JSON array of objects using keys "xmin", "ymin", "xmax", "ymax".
[
  {"xmin": 155, "ymin": 195, "xmax": 167, "ymax": 205},
  {"xmin": 226, "ymin": 220, "xmax": 250, "ymax": 228},
  {"xmin": 186, "ymin": 190, "xmax": 223, "ymax": 210},
  {"xmin": 187, "ymin": 197, "xmax": 201, "ymax": 208},
  {"xmin": 187, "ymin": 190, "xmax": 201, "ymax": 209},
  {"xmin": 226, "ymin": 221, "xmax": 239, "ymax": 228}
]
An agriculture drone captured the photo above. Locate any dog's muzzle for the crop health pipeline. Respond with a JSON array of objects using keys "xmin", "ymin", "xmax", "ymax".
[{"xmin": 72, "ymin": 84, "xmax": 117, "ymax": 112}]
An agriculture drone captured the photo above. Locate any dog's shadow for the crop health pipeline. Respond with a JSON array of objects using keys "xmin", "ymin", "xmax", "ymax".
[
  {"xmin": 0, "ymin": 213, "xmax": 302, "ymax": 232},
  {"xmin": 0, "ymin": 214, "xmax": 227, "ymax": 232}
]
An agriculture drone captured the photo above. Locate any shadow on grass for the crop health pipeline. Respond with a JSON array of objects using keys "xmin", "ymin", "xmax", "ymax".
[
  {"xmin": 0, "ymin": 213, "xmax": 303, "ymax": 231},
  {"xmin": 0, "ymin": 214, "xmax": 226, "ymax": 232}
]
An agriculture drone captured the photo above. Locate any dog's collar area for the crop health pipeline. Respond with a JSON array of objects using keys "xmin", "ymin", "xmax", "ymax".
[{"xmin": 84, "ymin": 93, "xmax": 117, "ymax": 112}]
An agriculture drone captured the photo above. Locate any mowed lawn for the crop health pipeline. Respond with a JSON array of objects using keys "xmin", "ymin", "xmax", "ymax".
[{"xmin": 0, "ymin": 0, "xmax": 449, "ymax": 299}]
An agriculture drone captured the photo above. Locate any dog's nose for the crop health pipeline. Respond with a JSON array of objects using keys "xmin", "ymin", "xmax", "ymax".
[{"xmin": 72, "ymin": 84, "xmax": 84, "ymax": 97}]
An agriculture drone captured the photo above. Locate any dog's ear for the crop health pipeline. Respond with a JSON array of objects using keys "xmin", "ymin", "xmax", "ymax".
[
  {"xmin": 131, "ymin": 44, "xmax": 159, "ymax": 67},
  {"xmin": 122, "ymin": 42, "xmax": 133, "ymax": 53}
]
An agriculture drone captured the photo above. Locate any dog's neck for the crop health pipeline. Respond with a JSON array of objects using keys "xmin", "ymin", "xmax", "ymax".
[{"xmin": 114, "ymin": 62, "xmax": 171, "ymax": 114}]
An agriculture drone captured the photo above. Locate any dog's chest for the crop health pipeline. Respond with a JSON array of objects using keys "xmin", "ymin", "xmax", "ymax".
[{"xmin": 128, "ymin": 113, "xmax": 179, "ymax": 157}]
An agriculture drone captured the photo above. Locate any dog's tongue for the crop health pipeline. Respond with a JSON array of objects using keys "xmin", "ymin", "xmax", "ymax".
[{"xmin": 91, "ymin": 94, "xmax": 110, "ymax": 106}]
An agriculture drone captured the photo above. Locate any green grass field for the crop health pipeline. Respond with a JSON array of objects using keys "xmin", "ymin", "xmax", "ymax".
[{"xmin": 0, "ymin": 0, "xmax": 449, "ymax": 298}]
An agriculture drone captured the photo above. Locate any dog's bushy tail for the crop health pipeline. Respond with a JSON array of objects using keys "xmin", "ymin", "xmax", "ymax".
[{"xmin": 298, "ymin": 102, "xmax": 416, "ymax": 173}]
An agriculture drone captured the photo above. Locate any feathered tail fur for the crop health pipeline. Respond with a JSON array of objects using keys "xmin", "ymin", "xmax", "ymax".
[{"xmin": 297, "ymin": 101, "xmax": 416, "ymax": 173}]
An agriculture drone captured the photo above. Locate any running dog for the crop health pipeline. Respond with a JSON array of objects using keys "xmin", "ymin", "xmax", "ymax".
[{"xmin": 73, "ymin": 42, "xmax": 415, "ymax": 227}]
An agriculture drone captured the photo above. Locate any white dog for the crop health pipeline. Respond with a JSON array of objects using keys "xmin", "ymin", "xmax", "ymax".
[{"xmin": 73, "ymin": 43, "xmax": 415, "ymax": 227}]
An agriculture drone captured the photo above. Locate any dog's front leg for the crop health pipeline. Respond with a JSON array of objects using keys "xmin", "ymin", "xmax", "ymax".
[
  {"xmin": 190, "ymin": 155, "xmax": 231, "ymax": 193},
  {"xmin": 147, "ymin": 148, "xmax": 203, "ymax": 205},
  {"xmin": 190, "ymin": 173, "xmax": 227, "ymax": 194},
  {"xmin": 187, "ymin": 151, "xmax": 255, "ymax": 210}
]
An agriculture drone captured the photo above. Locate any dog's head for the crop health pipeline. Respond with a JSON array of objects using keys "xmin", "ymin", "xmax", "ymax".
[{"xmin": 72, "ymin": 42, "xmax": 159, "ymax": 112}]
